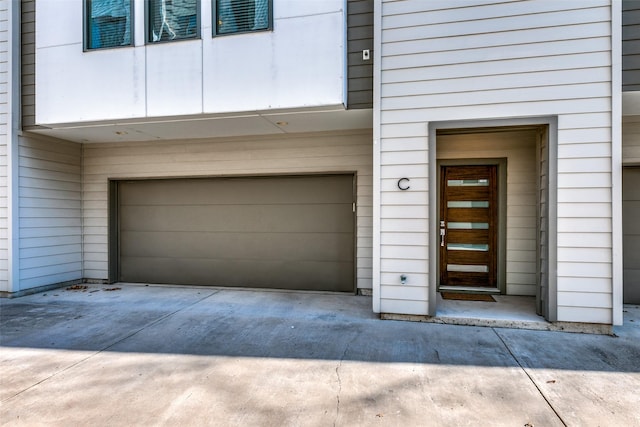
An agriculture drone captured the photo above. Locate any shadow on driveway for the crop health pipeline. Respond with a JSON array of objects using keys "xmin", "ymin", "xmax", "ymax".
[{"xmin": 1, "ymin": 284, "xmax": 639, "ymax": 373}]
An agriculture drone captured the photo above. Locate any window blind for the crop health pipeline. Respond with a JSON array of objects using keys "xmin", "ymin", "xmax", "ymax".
[
  {"xmin": 87, "ymin": 0, "xmax": 132, "ymax": 49},
  {"xmin": 149, "ymin": 0, "xmax": 199, "ymax": 42},
  {"xmin": 216, "ymin": 0, "xmax": 270, "ymax": 35}
]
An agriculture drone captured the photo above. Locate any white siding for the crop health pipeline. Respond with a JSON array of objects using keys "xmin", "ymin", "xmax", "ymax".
[
  {"xmin": 1, "ymin": 1, "xmax": 83, "ymax": 294},
  {"xmin": 437, "ymin": 130, "xmax": 538, "ymax": 296},
  {"xmin": 0, "ymin": 0, "xmax": 10, "ymax": 291},
  {"xmin": 18, "ymin": 135, "xmax": 82, "ymax": 289},
  {"xmin": 82, "ymin": 131, "xmax": 373, "ymax": 289},
  {"xmin": 0, "ymin": 140, "xmax": 6, "ymax": 290},
  {"xmin": 377, "ymin": 0, "xmax": 614, "ymax": 323}
]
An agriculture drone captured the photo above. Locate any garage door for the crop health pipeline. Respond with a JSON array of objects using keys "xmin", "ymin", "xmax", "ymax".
[
  {"xmin": 623, "ymin": 167, "xmax": 640, "ymax": 304},
  {"xmin": 117, "ymin": 175, "xmax": 355, "ymax": 292}
]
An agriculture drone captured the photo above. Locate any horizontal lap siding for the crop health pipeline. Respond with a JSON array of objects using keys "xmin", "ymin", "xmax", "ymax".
[
  {"xmin": 557, "ymin": 110, "xmax": 613, "ymax": 324},
  {"xmin": 623, "ymin": 0, "xmax": 640, "ymax": 91},
  {"xmin": 347, "ymin": 0, "xmax": 374, "ymax": 109},
  {"xmin": 379, "ymin": 0, "xmax": 613, "ymax": 322},
  {"xmin": 0, "ymin": 144, "xmax": 6, "ymax": 289},
  {"xmin": 0, "ymin": 0, "xmax": 8, "ymax": 290},
  {"xmin": 21, "ymin": 0, "xmax": 35, "ymax": 128},
  {"xmin": 19, "ymin": 135, "xmax": 82, "ymax": 289},
  {"xmin": 82, "ymin": 131, "xmax": 373, "ymax": 289},
  {"xmin": 379, "ymin": 129, "xmax": 428, "ymax": 314}
]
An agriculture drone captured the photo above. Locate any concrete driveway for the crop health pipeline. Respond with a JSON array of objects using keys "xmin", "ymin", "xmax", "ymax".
[{"xmin": 1, "ymin": 284, "xmax": 639, "ymax": 426}]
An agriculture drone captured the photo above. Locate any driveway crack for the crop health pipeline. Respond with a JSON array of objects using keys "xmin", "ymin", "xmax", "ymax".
[
  {"xmin": 492, "ymin": 328, "xmax": 567, "ymax": 427},
  {"xmin": 334, "ymin": 362, "xmax": 342, "ymax": 426},
  {"xmin": 334, "ymin": 339, "xmax": 351, "ymax": 427}
]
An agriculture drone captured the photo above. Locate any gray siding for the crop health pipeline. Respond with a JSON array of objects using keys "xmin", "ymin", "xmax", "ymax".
[
  {"xmin": 21, "ymin": 0, "xmax": 35, "ymax": 128},
  {"xmin": 18, "ymin": 134, "xmax": 82, "ymax": 289},
  {"xmin": 347, "ymin": 0, "xmax": 373, "ymax": 109},
  {"xmin": 623, "ymin": 0, "xmax": 640, "ymax": 91}
]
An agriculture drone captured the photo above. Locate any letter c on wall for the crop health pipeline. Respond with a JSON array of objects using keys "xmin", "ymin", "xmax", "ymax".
[{"xmin": 397, "ymin": 178, "xmax": 410, "ymax": 191}]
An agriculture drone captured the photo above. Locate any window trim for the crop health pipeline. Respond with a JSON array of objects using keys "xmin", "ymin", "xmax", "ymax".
[
  {"xmin": 213, "ymin": 0, "xmax": 273, "ymax": 37},
  {"xmin": 145, "ymin": 0, "xmax": 202, "ymax": 44},
  {"xmin": 84, "ymin": 0, "xmax": 135, "ymax": 51}
]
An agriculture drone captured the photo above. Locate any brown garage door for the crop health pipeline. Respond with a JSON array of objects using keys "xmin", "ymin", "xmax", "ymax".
[
  {"xmin": 623, "ymin": 167, "xmax": 640, "ymax": 304},
  {"xmin": 117, "ymin": 175, "xmax": 355, "ymax": 292}
]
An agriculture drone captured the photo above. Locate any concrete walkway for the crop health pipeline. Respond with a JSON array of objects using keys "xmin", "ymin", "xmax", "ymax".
[{"xmin": 1, "ymin": 284, "xmax": 639, "ymax": 426}]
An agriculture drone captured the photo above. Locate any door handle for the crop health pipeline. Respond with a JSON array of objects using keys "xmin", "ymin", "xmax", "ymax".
[{"xmin": 440, "ymin": 227, "xmax": 446, "ymax": 247}]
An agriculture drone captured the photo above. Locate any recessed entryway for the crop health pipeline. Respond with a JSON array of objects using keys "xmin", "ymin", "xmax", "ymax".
[
  {"xmin": 429, "ymin": 120, "xmax": 557, "ymax": 322},
  {"xmin": 109, "ymin": 174, "xmax": 356, "ymax": 292}
]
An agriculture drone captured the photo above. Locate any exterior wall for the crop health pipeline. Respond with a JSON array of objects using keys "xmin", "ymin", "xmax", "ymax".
[
  {"xmin": 18, "ymin": 134, "xmax": 82, "ymax": 290},
  {"xmin": 1, "ymin": 0, "xmax": 82, "ymax": 295},
  {"xmin": 347, "ymin": 0, "xmax": 373, "ymax": 109},
  {"xmin": 623, "ymin": 120, "xmax": 640, "ymax": 163},
  {"xmin": 437, "ymin": 130, "xmax": 538, "ymax": 296},
  {"xmin": 82, "ymin": 131, "xmax": 373, "ymax": 289},
  {"xmin": 35, "ymin": 0, "xmax": 346, "ymax": 125},
  {"xmin": 21, "ymin": 0, "xmax": 35, "ymax": 129},
  {"xmin": 376, "ymin": 0, "xmax": 616, "ymax": 323},
  {"xmin": 0, "ymin": 0, "xmax": 9, "ymax": 291},
  {"xmin": 623, "ymin": 0, "xmax": 640, "ymax": 91},
  {"xmin": 0, "ymin": 126, "xmax": 6, "ymax": 291}
]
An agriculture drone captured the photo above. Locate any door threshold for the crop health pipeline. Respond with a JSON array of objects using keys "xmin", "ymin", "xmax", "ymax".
[
  {"xmin": 384, "ymin": 294, "xmax": 613, "ymax": 334},
  {"xmin": 438, "ymin": 286, "xmax": 500, "ymax": 294}
]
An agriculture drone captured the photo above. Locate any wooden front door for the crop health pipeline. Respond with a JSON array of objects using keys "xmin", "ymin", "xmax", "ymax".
[{"xmin": 439, "ymin": 165, "xmax": 498, "ymax": 289}]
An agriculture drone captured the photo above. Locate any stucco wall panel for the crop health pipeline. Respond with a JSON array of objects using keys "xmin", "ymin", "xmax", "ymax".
[{"xmin": 35, "ymin": 0, "xmax": 346, "ymax": 126}]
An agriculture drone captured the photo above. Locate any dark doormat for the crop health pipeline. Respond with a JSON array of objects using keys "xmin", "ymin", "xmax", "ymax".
[{"xmin": 441, "ymin": 292, "xmax": 496, "ymax": 302}]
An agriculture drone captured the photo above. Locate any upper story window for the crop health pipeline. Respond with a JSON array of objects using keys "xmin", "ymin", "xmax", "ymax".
[
  {"xmin": 148, "ymin": 0, "xmax": 200, "ymax": 42},
  {"xmin": 86, "ymin": 0, "xmax": 133, "ymax": 50},
  {"xmin": 215, "ymin": 0, "xmax": 271, "ymax": 36}
]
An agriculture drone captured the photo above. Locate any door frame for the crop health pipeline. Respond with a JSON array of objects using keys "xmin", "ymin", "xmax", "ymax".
[
  {"xmin": 436, "ymin": 159, "xmax": 507, "ymax": 294},
  {"xmin": 428, "ymin": 117, "xmax": 558, "ymax": 321}
]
